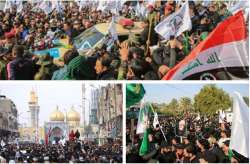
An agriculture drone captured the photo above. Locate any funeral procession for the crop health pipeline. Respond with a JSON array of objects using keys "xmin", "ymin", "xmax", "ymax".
[{"xmin": 0, "ymin": 0, "xmax": 248, "ymax": 80}]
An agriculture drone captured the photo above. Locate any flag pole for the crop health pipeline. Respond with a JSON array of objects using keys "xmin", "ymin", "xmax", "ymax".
[
  {"xmin": 131, "ymin": 119, "xmax": 135, "ymax": 146},
  {"xmin": 145, "ymin": 17, "xmax": 152, "ymax": 56},
  {"xmin": 149, "ymin": 103, "xmax": 168, "ymax": 143}
]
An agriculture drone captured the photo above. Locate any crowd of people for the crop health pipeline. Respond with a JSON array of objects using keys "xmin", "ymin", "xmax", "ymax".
[
  {"xmin": 126, "ymin": 114, "xmax": 249, "ymax": 163},
  {"xmin": 0, "ymin": 1, "xmax": 247, "ymax": 80},
  {"xmin": 0, "ymin": 138, "xmax": 122, "ymax": 163}
]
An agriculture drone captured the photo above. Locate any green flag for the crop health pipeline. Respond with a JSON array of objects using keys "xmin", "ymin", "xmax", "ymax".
[
  {"xmin": 126, "ymin": 84, "xmax": 145, "ymax": 108},
  {"xmin": 136, "ymin": 103, "xmax": 152, "ymax": 134},
  {"xmin": 139, "ymin": 128, "xmax": 149, "ymax": 156}
]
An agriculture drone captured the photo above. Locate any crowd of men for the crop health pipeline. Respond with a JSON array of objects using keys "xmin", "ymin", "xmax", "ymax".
[
  {"xmin": 126, "ymin": 114, "xmax": 249, "ymax": 163},
  {"xmin": 0, "ymin": 138, "xmax": 122, "ymax": 163},
  {"xmin": 0, "ymin": 1, "xmax": 247, "ymax": 80}
]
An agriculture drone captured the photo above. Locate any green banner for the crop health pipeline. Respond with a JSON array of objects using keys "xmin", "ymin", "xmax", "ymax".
[{"xmin": 126, "ymin": 84, "xmax": 145, "ymax": 108}]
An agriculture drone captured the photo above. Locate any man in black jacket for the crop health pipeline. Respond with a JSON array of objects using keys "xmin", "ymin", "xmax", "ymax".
[
  {"xmin": 140, "ymin": 19, "xmax": 158, "ymax": 47},
  {"xmin": 95, "ymin": 54, "xmax": 115, "ymax": 80},
  {"xmin": 8, "ymin": 45, "xmax": 34, "ymax": 80}
]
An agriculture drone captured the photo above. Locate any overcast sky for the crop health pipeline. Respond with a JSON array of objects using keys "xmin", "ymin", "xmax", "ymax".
[
  {"xmin": 0, "ymin": 82, "xmax": 108, "ymax": 127},
  {"xmin": 143, "ymin": 83, "xmax": 249, "ymax": 104}
]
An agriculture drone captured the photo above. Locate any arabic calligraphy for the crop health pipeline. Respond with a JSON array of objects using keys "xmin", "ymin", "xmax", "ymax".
[
  {"xmin": 206, "ymin": 52, "xmax": 221, "ymax": 64},
  {"xmin": 182, "ymin": 52, "xmax": 221, "ymax": 75},
  {"xmin": 182, "ymin": 59, "xmax": 203, "ymax": 75}
]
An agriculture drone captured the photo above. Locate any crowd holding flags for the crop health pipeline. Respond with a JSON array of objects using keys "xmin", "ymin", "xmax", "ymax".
[
  {"xmin": 163, "ymin": 10, "xmax": 248, "ymax": 80},
  {"xmin": 127, "ymin": 84, "xmax": 168, "ymax": 158},
  {"xmin": 127, "ymin": 83, "xmax": 249, "ymax": 161},
  {"xmin": 0, "ymin": 0, "xmax": 248, "ymax": 80}
]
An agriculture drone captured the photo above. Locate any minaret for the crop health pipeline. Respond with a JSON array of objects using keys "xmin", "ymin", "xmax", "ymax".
[
  {"xmin": 28, "ymin": 89, "xmax": 40, "ymax": 143},
  {"xmin": 82, "ymin": 84, "xmax": 85, "ymax": 127}
]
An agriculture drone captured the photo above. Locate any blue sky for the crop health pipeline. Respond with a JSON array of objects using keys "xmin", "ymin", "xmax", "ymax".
[
  {"xmin": 143, "ymin": 83, "xmax": 249, "ymax": 104},
  {"xmin": 0, "ymin": 82, "xmax": 106, "ymax": 127}
]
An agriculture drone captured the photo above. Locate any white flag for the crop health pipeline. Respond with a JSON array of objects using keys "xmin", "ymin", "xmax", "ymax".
[
  {"xmin": 16, "ymin": 1, "xmax": 23, "ymax": 13},
  {"xmin": 136, "ymin": 103, "xmax": 151, "ymax": 134},
  {"xmin": 219, "ymin": 110, "xmax": 226, "ymax": 123},
  {"xmin": 229, "ymin": 0, "xmax": 248, "ymax": 15},
  {"xmin": 153, "ymin": 112, "xmax": 159, "ymax": 129},
  {"xmin": 136, "ymin": 1, "xmax": 146, "ymax": 18},
  {"xmin": 1, "ymin": 140, "xmax": 5, "ymax": 147},
  {"xmin": 52, "ymin": 0, "xmax": 63, "ymax": 13},
  {"xmin": 77, "ymin": 0, "xmax": 86, "ymax": 11},
  {"xmin": 38, "ymin": 1, "xmax": 53, "ymax": 14},
  {"xmin": 4, "ymin": 0, "xmax": 13, "ymax": 12},
  {"xmin": 154, "ymin": 0, "xmax": 191, "ymax": 40},
  {"xmin": 230, "ymin": 92, "xmax": 249, "ymax": 158},
  {"xmin": 100, "ymin": 0, "xmax": 124, "ymax": 14}
]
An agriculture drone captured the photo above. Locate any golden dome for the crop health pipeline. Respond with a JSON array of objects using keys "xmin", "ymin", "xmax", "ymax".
[
  {"xmin": 50, "ymin": 106, "xmax": 65, "ymax": 121},
  {"xmin": 67, "ymin": 106, "xmax": 80, "ymax": 122}
]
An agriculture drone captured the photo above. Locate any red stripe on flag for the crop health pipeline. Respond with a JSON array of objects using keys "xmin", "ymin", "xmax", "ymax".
[{"xmin": 163, "ymin": 10, "xmax": 247, "ymax": 80}]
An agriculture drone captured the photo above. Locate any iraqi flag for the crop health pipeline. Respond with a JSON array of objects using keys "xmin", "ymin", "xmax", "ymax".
[{"xmin": 163, "ymin": 11, "xmax": 248, "ymax": 80}]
